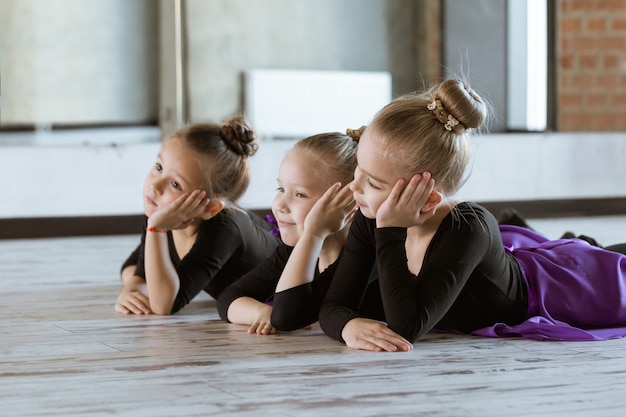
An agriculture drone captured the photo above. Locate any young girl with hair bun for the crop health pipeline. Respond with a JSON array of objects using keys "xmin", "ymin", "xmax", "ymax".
[
  {"xmin": 116, "ymin": 116, "xmax": 280, "ymax": 315},
  {"xmin": 319, "ymin": 78, "xmax": 626, "ymax": 352},
  {"xmin": 217, "ymin": 130, "xmax": 382, "ymax": 335}
]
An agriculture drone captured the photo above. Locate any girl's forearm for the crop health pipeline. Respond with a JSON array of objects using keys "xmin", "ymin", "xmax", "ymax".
[
  {"xmin": 274, "ymin": 231, "xmax": 323, "ymax": 293},
  {"xmin": 120, "ymin": 265, "xmax": 137, "ymax": 284},
  {"xmin": 227, "ymin": 297, "xmax": 271, "ymax": 325},
  {"xmin": 143, "ymin": 233, "xmax": 180, "ymax": 315}
]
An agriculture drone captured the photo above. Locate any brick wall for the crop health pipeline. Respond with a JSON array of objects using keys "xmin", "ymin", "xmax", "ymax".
[{"xmin": 557, "ymin": 0, "xmax": 626, "ymax": 131}]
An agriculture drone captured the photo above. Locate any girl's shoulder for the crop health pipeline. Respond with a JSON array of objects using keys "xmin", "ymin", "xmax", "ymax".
[
  {"xmin": 428, "ymin": 202, "xmax": 501, "ymax": 258},
  {"xmin": 199, "ymin": 207, "xmax": 281, "ymax": 243},
  {"xmin": 201, "ymin": 206, "xmax": 265, "ymax": 227},
  {"xmin": 443, "ymin": 202, "xmax": 499, "ymax": 235}
]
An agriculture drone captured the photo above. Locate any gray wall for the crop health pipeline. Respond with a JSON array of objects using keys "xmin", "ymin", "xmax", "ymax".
[
  {"xmin": 0, "ymin": 0, "xmax": 158, "ymax": 126},
  {"xmin": 184, "ymin": 0, "xmax": 425, "ymax": 123},
  {"xmin": 443, "ymin": 0, "xmax": 507, "ymax": 132}
]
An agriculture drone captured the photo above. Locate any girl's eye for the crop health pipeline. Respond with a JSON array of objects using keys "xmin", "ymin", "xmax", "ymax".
[
  {"xmin": 295, "ymin": 192, "xmax": 307, "ymax": 198},
  {"xmin": 368, "ymin": 180, "xmax": 381, "ymax": 190},
  {"xmin": 276, "ymin": 187, "xmax": 284, "ymax": 193},
  {"xmin": 171, "ymin": 181, "xmax": 182, "ymax": 190},
  {"xmin": 155, "ymin": 163, "xmax": 163, "ymax": 172}
]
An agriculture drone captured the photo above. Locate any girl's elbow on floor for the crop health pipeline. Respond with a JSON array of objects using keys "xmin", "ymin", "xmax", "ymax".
[{"xmin": 151, "ymin": 303, "xmax": 176, "ymax": 316}]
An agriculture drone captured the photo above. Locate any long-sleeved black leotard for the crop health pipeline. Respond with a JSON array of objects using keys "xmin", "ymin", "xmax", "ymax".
[
  {"xmin": 216, "ymin": 243, "xmax": 339, "ymax": 331},
  {"xmin": 217, "ymin": 242, "xmax": 383, "ymax": 331},
  {"xmin": 319, "ymin": 202, "xmax": 528, "ymax": 343},
  {"xmin": 121, "ymin": 207, "xmax": 280, "ymax": 314}
]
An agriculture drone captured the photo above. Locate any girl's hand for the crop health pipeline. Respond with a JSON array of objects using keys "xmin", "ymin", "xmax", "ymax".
[
  {"xmin": 375, "ymin": 173, "xmax": 436, "ymax": 228},
  {"xmin": 247, "ymin": 303, "xmax": 277, "ymax": 335},
  {"xmin": 148, "ymin": 190, "xmax": 210, "ymax": 231},
  {"xmin": 304, "ymin": 182, "xmax": 357, "ymax": 239},
  {"xmin": 341, "ymin": 318, "xmax": 413, "ymax": 352},
  {"xmin": 115, "ymin": 288, "xmax": 153, "ymax": 315}
]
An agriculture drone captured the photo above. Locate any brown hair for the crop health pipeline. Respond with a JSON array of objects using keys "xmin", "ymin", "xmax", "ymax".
[
  {"xmin": 291, "ymin": 131, "xmax": 359, "ymax": 187},
  {"xmin": 369, "ymin": 78, "xmax": 487, "ymax": 196},
  {"xmin": 170, "ymin": 115, "xmax": 258, "ymax": 203}
]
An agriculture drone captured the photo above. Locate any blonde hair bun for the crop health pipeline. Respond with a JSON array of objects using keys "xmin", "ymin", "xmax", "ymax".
[{"xmin": 434, "ymin": 79, "xmax": 487, "ymax": 130}]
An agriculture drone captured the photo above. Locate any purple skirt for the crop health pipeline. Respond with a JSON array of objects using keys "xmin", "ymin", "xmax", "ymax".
[{"xmin": 472, "ymin": 225, "xmax": 626, "ymax": 341}]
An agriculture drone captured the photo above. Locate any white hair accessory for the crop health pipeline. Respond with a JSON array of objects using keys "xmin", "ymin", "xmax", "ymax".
[
  {"xmin": 427, "ymin": 99, "xmax": 461, "ymax": 132},
  {"xmin": 444, "ymin": 115, "xmax": 459, "ymax": 131}
]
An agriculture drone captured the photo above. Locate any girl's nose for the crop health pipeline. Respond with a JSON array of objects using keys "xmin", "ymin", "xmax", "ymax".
[
  {"xmin": 350, "ymin": 178, "xmax": 361, "ymax": 194},
  {"xmin": 151, "ymin": 177, "xmax": 165, "ymax": 195},
  {"xmin": 273, "ymin": 194, "xmax": 288, "ymax": 213}
]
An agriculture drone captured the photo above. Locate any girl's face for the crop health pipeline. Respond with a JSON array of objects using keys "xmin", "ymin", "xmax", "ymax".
[
  {"xmin": 143, "ymin": 137, "xmax": 206, "ymax": 217},
  {"xmin": 350, "ymin": 128, "xmax": 406, "ymax": 219},
  {"xmin": 271, "ymin": 149, "xmax": 330, "ymax": 246}
]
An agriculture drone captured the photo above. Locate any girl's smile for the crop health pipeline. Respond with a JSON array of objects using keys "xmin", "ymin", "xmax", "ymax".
[{"xmin": 271, "ymin": 149, "xmax": 330, "ymax": 247}]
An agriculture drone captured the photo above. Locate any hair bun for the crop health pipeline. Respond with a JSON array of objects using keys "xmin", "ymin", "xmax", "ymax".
[
  {"xmin": 220, "ymin": 116, "xmax": 258, "ymax": 157},
  {"xmin": 435, "ymin": 79, "xmax": 487, "ymax": 130},
  {"xmin": 346, "ymin": 125, "xmax": 367, "ymax": 142}
]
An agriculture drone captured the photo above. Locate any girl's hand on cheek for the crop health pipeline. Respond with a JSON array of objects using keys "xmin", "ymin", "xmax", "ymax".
[
  {"xmin": 148, "ymin": 190, "xmax": 210, "ymax": 231},
  {"xmin": 375, "ymin": 173, "xmax": 436, "ymax": 228},
  {"xmin": 304, "ymin": 182, "xmax": 357, "ymax": 239}
]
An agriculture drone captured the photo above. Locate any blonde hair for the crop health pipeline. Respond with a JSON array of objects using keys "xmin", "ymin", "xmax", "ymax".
[
  {"xmin": 291, "ymin": 131, "xmax": 360, "ymax": 187},
  {"xmin": 170, "ymin": 115, "xmax": 258, "ymax": 203},
  {"xmin": 369, "ymin": 78, "xmax": 487, "ymax": 196}
]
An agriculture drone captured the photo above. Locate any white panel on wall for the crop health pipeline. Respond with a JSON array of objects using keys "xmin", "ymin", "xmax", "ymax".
[{"xmin": 244, "ymin": 69, "xmax": 391, "ymax": 139}]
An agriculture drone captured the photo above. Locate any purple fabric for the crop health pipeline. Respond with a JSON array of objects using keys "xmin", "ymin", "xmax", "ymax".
[
  {"xmin": 264, "ymin": 214, "xmax": 281, "ymax": 237},
  {"xmin": 472, "ymin": 225, "xmax": 626, "ymax": 341}
]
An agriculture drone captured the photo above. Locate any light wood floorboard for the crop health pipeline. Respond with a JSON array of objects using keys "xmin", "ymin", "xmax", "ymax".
[{"xmin": 1, "ymin": 218, "xmax": 626, "ymax": 417}]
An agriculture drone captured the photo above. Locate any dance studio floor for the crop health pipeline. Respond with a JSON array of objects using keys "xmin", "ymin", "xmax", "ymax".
[{"xmin": 1, "ymin": 215, "xmax": 625, "ymax": 417}]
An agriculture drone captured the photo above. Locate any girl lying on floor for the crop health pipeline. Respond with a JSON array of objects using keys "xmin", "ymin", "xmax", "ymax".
[
  {"xmin": 217, "ymin": 131, "xmax": 382, "ymax": 334},
  {"xmin": 318, "ymin": 78, "xmax": 626, "ymax": 352},
  {"xmin": 116, "ymin": 117, "xmax": 280, "ymax": 315}
]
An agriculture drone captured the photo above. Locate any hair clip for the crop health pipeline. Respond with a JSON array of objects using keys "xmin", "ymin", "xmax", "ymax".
[
  {"xmin": 444, "ymin": 115, "xmax": 459, "ymax": 131},
  {"xmin": 428, "ymin": 99, "xmax": 461, "ymax": 131}
]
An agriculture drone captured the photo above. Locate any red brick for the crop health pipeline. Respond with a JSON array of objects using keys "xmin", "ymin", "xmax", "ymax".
[
  {"xmin": 560, "ymin": 54, "xmax": 575, "ymax": 69},
  {"xmin": 603, "ymin": 54, "xmax": 621, "ymax": 68},
  {"xmin": 611, "ymin": 17, "xmax": 626, "ymax": 30},
  {"xmin": 573, "ymin": 74, "xmax": 594, "ymax": 88},
  {"xmin": 579, "ymin": 55, "xmax": 599, "ymax": 68},
  {"xmin": 602, "ymin": 36, "xmax": 626, "ymax": 49},
  {"xmin": 605, "ymin": 0, "xmax": 626, "ymax": 11},
  {"xmin": 560, "ymin": 112, "xmax": 592, "ymax": 131},
  {"xmin": 597, "ymin": 74, "xmax": 618, "ymax": 88},
  {"xmin": 559, "ymin": 93, "xmax": 585, "ymax": 108},
  {"xmin": 592, "ymin": 113, "xmax": 618, "ymax": 131},
  {"xmin": 571, "ymin": 36, "xmax": 597, "ymax": 50},
  {"xmin": 569, "ymin": 0, "xmax": 595, "ymax": 12},
  {"xmin": 587, "ymin": 93, "xmax": 608, "ymax": 107},
  {"xmin": 559, "ymin": 73, "xmax": 573, "ymax": 88},
  {"xmin": 561, "ymin": 18, "xmax": 583, "ymax": 32},
  {"xmin": 610, "ymin": 93, "xmax": 626, "ymax": 106},
  {"xmin": 587, "ymin": 17, "xmax": 607, "ymax": 30}
]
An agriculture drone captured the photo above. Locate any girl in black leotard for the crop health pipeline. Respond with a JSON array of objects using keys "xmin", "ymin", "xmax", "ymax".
[
  {"xmin": 217, "ymin": 131, "xmax": 369, "ymax": 334},
  {"xmin": 116, "ymin": 117, "xmax": 280, "ymax": 315},
  {"xmin": 319, "ymin": 78, "xmax": 626, "ymax": 352}
]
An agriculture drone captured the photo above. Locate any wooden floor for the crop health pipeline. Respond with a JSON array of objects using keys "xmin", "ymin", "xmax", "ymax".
[{"xmin": 2, "ymin": 216, "xmax": 626, "ymax": 417}]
